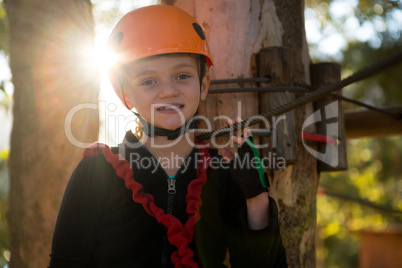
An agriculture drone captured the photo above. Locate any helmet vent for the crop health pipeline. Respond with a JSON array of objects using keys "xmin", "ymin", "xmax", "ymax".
[
  {"xmin": 192, "ymin": 23, "xmax": 206, "ymax": 40},
  {"xmin": 108, "ymin": 32, "xmax": 123, "ymax": 50}
]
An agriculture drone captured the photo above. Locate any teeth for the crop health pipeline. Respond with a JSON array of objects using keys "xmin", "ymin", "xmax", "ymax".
[{"xmin": 160, "ymin": 105, "xmax": 181, "ymax": 110}]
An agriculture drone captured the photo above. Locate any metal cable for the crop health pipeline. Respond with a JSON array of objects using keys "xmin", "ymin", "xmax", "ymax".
[
  {"xmin": 210, "ymin": 77, "xmax": 271, "ymax": 84},
  {"xmin": 196, "ymin": 51, "xmax": 402, "ymax": 140},
  {"xmin": 208, "ymin": 86, "xmax": 308, "ymax": 94},
  {"xmin": 209, "ymin": 81, "xmax": 400, "ymax": 119},
  {"xmin": 294, "ymin": 81, "xmax": 401, "ymax": 119}
]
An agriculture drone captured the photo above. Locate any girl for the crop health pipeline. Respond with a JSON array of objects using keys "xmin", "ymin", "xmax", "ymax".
[{"xmin": 49, "ymin": 5, "xmax": 287, "ymax": 268}]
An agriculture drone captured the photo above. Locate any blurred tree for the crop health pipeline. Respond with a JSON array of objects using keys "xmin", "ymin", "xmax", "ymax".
[
  {"xmin": 0, "ymin": 81, "xmax": 10, "ymax": 111},
  {"xmin": 5, "ymin": 0, "xmax": 99, "ymax": 267},
  {"xmin": 306, "ymin": 0, "xmax": 402, "ymax": 267},
  {"xmin": 0, "ymin": 1, "xmax": 10, "ymax": 266},
  {"xmin": 0, "ymin": 0, "xmax": 7, "ymax": 53},
  {"xmin": 0, "ymin": 0, "xmax": 9, "ymax": 111},
  {"xmin": 0, "ymin": 149, "xmax": 9, "ymax": 266}
]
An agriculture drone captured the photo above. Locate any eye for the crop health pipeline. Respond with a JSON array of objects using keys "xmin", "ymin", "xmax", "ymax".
[
  {"xmin": 176, "ymin": 74, "xmax": 191, "ymax": 80},
  {"xmin": 141, "ymin": 79, "xmax": 156, "ymax": 86}
]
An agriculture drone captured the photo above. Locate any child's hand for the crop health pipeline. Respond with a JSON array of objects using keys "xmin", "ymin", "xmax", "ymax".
[
  {"xmin": 230, "ymin": 116, "xmax": 252, "ymax": 146},
  {"xmin": 219, "ymin": 117, "xmax": 268, "ymax": 200},
  {"xmin": 218, "ymin": 117, "xmax": 252, "ymax": 162}
]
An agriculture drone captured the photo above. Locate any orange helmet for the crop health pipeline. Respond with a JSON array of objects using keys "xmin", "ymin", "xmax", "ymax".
[{"xmin": 108, "ymin": 5, "xmax": 214, "ymax": 108}]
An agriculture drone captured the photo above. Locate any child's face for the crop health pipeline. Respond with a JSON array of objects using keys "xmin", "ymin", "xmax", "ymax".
[{"xmin": 122, "ymin": 55, "xmax": 210, "ymax": 131}]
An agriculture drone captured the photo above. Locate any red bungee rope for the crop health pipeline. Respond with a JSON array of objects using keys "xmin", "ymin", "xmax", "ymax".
[{"xmin": 83, "ymin": 140, "xmax": 211, "ymax": 268}]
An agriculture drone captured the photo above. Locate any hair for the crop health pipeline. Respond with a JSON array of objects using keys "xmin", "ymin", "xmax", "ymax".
[{"xmin": 134, "ymin": 117, "xmax": 143, "ymax": 140}]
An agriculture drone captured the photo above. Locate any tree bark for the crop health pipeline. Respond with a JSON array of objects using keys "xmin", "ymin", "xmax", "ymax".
[
  {"xmin": 162, "ymin": 0, "xmax": 317, "ymax": 267},
  {"xmin": 5, "ymin": 0, "xmax": 99, "ymax": 267}
]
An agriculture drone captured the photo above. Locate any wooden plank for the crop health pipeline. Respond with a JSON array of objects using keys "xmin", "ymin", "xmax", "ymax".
[
  {"xmin": 360, "ymin": 229, "xmax": 402, "ymax": 268},
  {"xmin": 258, "ymin": 47, "xmax": 298, "ymax": 165},
  {"xmin": 345, "ymin": 107, "xmax": 402, "ymax": 139},
  {"xmin": 310, "ymin": 62, "xmax": 348, "ymax": 171}
]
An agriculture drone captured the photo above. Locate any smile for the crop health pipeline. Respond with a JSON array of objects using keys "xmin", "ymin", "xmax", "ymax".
[
  {"xmin": 157, "ymin": 105, "xmax": 184, "ymax": 111},
  {"xmin": 156, "ymin": 105, "xmax": 184, "ymax": 112}
]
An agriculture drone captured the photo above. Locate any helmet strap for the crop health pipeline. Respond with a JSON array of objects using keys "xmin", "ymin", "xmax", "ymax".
[
  {"xmin": 136, "ymin": 112, "xmax": 199, "ymax": 140},
  {"xmin": 199, "ymin": 56, "xmax": 206, "ymax": 92}
]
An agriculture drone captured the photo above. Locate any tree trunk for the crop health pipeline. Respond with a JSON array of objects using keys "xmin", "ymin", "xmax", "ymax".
[
  {"xmin": 162, "ymin": 0, "xmax": 317, "ymax": 267},
  {"xmin": 5, "ymin": 0, "xmax": 99, "ymax": 267}
]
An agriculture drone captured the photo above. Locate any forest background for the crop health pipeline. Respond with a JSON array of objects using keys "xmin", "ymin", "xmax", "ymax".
[{"xmin": 0, "ymin": 0, "xmax": 401, "ymax": 267}]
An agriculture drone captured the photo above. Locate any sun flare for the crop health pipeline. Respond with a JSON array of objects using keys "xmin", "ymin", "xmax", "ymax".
[
  {"xmin": 78, "ymin": 38, "xmax": 117, "ymax": 82},
  {"xmin": 93, "ymin": 43, "xmax": 118, "ymax": 74}
]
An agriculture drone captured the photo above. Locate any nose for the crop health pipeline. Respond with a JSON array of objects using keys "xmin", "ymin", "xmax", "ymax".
[{"xmin": 158, "ymin": 79, "xmax": 179, "ymax": 98}]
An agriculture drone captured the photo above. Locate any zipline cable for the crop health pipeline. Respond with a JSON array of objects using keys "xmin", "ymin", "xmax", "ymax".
[
  {"xmin": 196, "ymin": 51, "xmax": 402, "ymax": 140},
  {"xmin": 208, "ymin": 81, "xmax": 399, "ymax": 119},
  {"xmin": 293, "ymin": 81, "xmax": 401, "ymax": 119},
  {"xmin": 208, "ymin": 86, "xmax": 308, "ymax": 94}
]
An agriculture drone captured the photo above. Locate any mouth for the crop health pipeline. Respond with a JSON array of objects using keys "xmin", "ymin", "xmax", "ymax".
[{"xmin": 156, "ymin": 104, "xmax": 184, "ymax": 111}]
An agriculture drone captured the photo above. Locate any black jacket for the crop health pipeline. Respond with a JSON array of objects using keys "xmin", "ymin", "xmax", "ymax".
[{"xmin": 49, "ymin": 132, "xmax": 287, "ymax": 267}]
